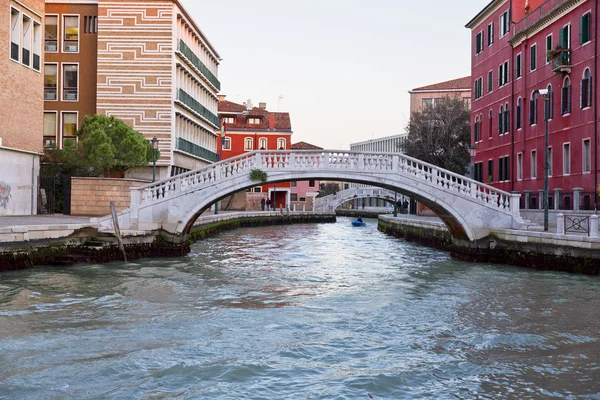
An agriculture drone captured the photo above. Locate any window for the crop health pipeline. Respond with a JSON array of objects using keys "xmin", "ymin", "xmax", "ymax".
[
  {"xmin": 530, "ymin": 44, "xmax": 537, "ymax": 71},
  {"xmin": 560, "ymin": 24, "xmax": 571, "ymax": 49},
  {"xmin": 309, "ymin": 180, "xmax": 315, "ymax": 187},
  {"xmin": 474, "ymin": 77, "xmax": 483, "ymax": 100},
  {"xmin": 32, "ymin": 21, "xmax": 41, "ymax": 71},
  {"xmin": 580, "ymin": 12, "xmax": 591, "ymax": 44},
  {"xmin": 548, "ymin": 147, "xmax": 553, "ymax": 176},
  {"xmin": 291, "ymin": 181, "xmax": 297, "ymax": 187},
  {"xmin": 474, "ymin": 116, "xmax": 480, "ymax": 142},
  {"xmin": 43, "ymin": 112, "xmax": 57, "ymax": 148},
  {"xmin": 547, "ymin": 85, "xmax": 554, "ymax": 119},
  {"xmin": 516, "ymin": 53, "xmax": 522, "ymax": 78},
  {"xmin": 244, "ymin": 137, "xmax": 253, "ymax": 151},
  {"xmin": 498, "ymin": 105, "xmax": 509, "ymax": 135},
  {"xmin": 62, "ymin": 64, "xmax": 78, "ymax": 101},
  {"xmin": 21, "ymin": 14, "xmax": 31, "ymax": 67},
  {"xmin": 488, "ymin": 22, "xmax": 494, "ymax": 45},
  {"xmin": 498, "ymin": 61, "xmax": 509, "ymax": 86},
  {"xmin": 563, "ymin": 143, "xmax": 571, "ymax": 175},
  {"xmin": 488, "ymin": 159, "xmax": 494, "ymax": 182},
  {"xmin": 247, "ymin": 117, "xmax": 260, "ymax": 124},
  {"xmin": 581, "ymin": 69, "xmax": 592, "ymax": 109},
  {"xmin": 562, "ymin": 76, "xmax": 572, "ymax": 114},
  {"xmin": 45, "ymin": 16, "xmax": 58, "ymax": 52},
  {"xmin": 476, "ymin": 31, "xmax": 484, "ymax": 54},
  {"xmin": 422, "ymin": 98, "xmax": 433, "ymax": 109},
  {"xmin": 546, "ymin": 34, "xmax": 553, "ymax": 63},
  {"xmin": 299, "ymin": 197, "xmax": 306, "ymax": 202},
  {"xmin": 62, "ymin": 112, "xmax": 78, "ymax": 147},
  {"xmin": 531, "ymin": 150, "xmax": 537, "ymax": 179},
  {"xmin": 516, "ymin": 98, "xmax": 522, "ymax": 130},
  {"xmin": 63, "ymin": 16, "xmax": 79, "ymax": 52},
  {"xmin": 463, "ymin": 97, "xmax": 471, "ymax": 109},
  {"xmin": 583, "ymin": 139, "xmax": 591, "ymax": 173},
  {"xmin": 488, "ymin": 71, "xmax": 493, "ymax": 92},
  {"xmin": 222, "ymin": 137, "xmax": 231, "ymax": 150},
  {"xmin": 290, "ymin": 194, "xmax": 298, "ymax": 202},
  {"xmin": 222, "ymin": 117, "xmax": 235, "ymax": 124},
  {"xmin": 277, "ymin": 138, "xmax": 286, "ymax": 150},
  {"xmin": 503, "ymin": 103, "xmax": 509, "ymax": 134},
  {"xmin": 10, "ymin": 7, "xmax": 19, "ymax": 61},
  {"xmin": 259, "ymin": 137, "xmax": 267, "ymax": 150},
  {"xmin": 44, "ymin": 63, "xmax": 58, "ymax": 101},
  {"xmin": 530, "ymin": 91, "xmax": 538, "ymax": 125},
  {"xmin": 83, "ymin": 16, "xmax": 98, "ymax": 34},
  {"xmin": 488, "ymin": 110, "xmax": 493, "ymax": 138},
  {"xmin": 254, "ymin": 187, "xmax": 262, "ymax": 193},
  {"xmin": 517, "ymin": 153, "xmax": 523, "ymax": 180},
  {"xmin": 500, "ymin": 10, "xmax": 510, "ymax": 37},
  {"xmin": 498, "ymin": 156, "xmax": 510, "ymax": 182},
  {"xmin": 474, "ymin": 162, "xmax": 483, "ymax": 182}
]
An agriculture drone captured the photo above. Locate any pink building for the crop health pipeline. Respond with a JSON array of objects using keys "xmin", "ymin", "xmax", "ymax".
[
  {"xmin": 290, "ymin": 141, "xmax": 322, "ymax": 210},
  {"xmin": 466, "ymin": 0, "xmax": 599, "ymax": 211}
]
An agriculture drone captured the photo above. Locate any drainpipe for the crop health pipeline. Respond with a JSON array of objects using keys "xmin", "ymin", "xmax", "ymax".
[
  {"xmin": 510, "ymin": 0, "xmax": 515, "ymax": 192},
  {"xmin": 31, "ymin": 154, "xmax": 35, "ymax": 215},
  {"xmin": 594, "ymin": 0, "xmax": 598, "ymax": 208}
]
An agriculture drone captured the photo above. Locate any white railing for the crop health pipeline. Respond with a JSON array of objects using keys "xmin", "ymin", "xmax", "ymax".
[{"xmin": 133, "ymin": 150, "xmax": 518, "ymax": 216}]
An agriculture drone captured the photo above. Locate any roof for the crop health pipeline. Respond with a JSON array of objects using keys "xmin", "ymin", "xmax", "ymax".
[
  {"xmin": 465, "ymin": 0, "xmax": 505, "ymax": 28},
  {"xmin": 291, "ymin": 141, "xmax": 323, "ymax": 150},
  {"xmin": 218, "ymin": 100, "xmax": 292, "ymax": 131},
  {"xmin": 411, "ymin": 76, "xmax": 471, "ymax": 92}
]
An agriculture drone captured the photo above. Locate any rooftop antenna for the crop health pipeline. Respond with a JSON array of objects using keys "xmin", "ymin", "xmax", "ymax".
[
  {"xmin": 243, "ymin": 99, "xmax": 253, "ymax": 115},
  {"xmin": 277, "ymin": 95, "xmax": 284, "ymax": 111}
]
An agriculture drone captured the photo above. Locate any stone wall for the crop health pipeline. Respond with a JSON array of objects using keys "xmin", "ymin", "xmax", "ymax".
[{"xmin": 71, "ymin": 177, "xmax": 149, "ymax": 216}]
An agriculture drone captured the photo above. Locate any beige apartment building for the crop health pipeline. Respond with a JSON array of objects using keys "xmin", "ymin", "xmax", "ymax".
[
  {"xmin": 44, "ymin": 0, "xmax": 221, "ymax": 180},
  {"xmin": 409, "ymin": 76, "xmax": 471, "ymax": 113},
  {"xmin": 0, "ymin": 0, "xmax": 44, "ymax": 215}
]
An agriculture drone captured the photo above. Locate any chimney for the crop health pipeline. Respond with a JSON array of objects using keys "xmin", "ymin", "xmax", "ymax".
[
  {"xmin": 217, "ymin": 94, "xmax": 226, "ymax": 102},
  {"xmin": 259, "ymin": 102, "xmax": 267, "ymax": 110}
]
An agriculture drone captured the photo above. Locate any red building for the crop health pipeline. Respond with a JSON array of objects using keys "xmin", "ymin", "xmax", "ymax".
[
  {"xmin": 217, "ymin": 96, "xmax": 293, "ymax": 208},
  {"xmin": 466, "ymin": 0, "xmax": 599, "ymax": 211}
]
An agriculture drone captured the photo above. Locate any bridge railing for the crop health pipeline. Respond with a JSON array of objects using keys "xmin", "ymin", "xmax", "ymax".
[{"xmin": 132, "ymin": 150, "xmax": 518, "ymax": 217}]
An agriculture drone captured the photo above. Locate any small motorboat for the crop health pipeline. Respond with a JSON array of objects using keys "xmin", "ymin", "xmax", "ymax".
[{"xmin": 351, "ymin": 220, "xmax": 366, "ymax": 227}]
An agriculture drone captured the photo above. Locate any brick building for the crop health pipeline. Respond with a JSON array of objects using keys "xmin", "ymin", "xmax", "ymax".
[
  {"xmin": 409, "ymin": 76, "xmax": 472, "ymax": 113},
  {"xmin": 43, "ymin": 0, "xmax": 221, "ymax": 180},
  {"xmin": 467, "ymin": 0, "xmax": 599, "ymax": 211},
  {"xmin": 0, "ymin": 0, "xmax": 44, "ymax": 215},
  {"xmin": 217, "ymin": 97, "xmax": 293, "ymax": 208}
]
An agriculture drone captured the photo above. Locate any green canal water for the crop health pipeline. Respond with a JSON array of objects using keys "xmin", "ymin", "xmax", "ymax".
[{"xmin": 0, "ymin": 218, "xmax": 599, "ymax": 399}]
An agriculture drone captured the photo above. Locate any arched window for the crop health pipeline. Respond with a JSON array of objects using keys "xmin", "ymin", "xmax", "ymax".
[
  {"xmin": 223, "ymin": 137, "xmax": 231, "ymax": 150},
  {"xmin": 530, "ymin": 90, "xmax": 539, "ymax": 125},
  {"xmin": 488, "ymin": 109, "xmax": 493, "ymax": 138},
  {"xmin": 498, "ymin": 105, "xmax": 504, "ymax": 135},
  {"xmin": 474, "ymin": 116, "xmax": 480, "ymax": 142},
  {"xmin": 562, "ymin": 76, "xmax": 571, "ymax": 115},
  {"xmin": 244, "ymin": 137, "xmax": 253, "ymax": 151},
  {"xmin": 277, "ymin": 138, "xmax": 286, "ymax": 150},
  {"xmin": 259, "ymin": 137, "xmax": 267, "ymax": 150},
  {"xmin": 479, "ymin": 113, "xmax": 483, "ymax": 140},
  {"xmin": 516, "ymin": 97, "xmax": 522, "ymax": 130},
  {"xmin": 503, "ymin": 102, "xmax": 510, "ymax": 134},
  {"xmin": 581, "ymin": 68, "xmax": 592, "ymax": 109}
]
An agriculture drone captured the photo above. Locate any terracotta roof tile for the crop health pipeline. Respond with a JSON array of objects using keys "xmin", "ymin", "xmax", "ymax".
[
  {"xmin": 412, "ymin": 76, "xmax": 471, "ymax": 91},
  {"xmin": 218, "ymin": 100, "xmax": 292, "ymax": 131},
  {"xmin": 291, "ymin": 141, "xmax": 323, "ymax": 150}
]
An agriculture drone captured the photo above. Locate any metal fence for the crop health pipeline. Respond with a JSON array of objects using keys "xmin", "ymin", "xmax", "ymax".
[{"xmin": 564, "ymin": 215, "xmax": 591, "ymax": 236}]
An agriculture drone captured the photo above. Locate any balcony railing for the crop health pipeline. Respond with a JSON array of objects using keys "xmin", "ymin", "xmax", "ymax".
[
  {"xmin": 176, "ymin": 88, "xmax": 220, "ymax": 128},
  {"xmin": 178, "ymin": 40, "xmax": 221, "ymax": 91},
  {"xmin": 176, "ymin": 137, "xmax": 219, "ymax": 162},
  {"xmin": 552, "ymin": 48, "xmax": 571, "ymax": 73},
  {"xmin": 513, "ymin": 0, "xmax": 572, "ymax": 35}
]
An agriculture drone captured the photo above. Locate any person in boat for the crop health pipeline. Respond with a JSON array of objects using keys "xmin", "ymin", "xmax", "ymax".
[{"xmin": 357, "ymin": 216, "xmax": 363, "ymax": 223}]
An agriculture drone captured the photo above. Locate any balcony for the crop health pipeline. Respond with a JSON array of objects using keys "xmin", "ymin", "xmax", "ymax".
[
  {"xmin": 177, "ymin": 40, "xmax": 221, "ymax": 91},
  {"xmin": 176, "ymin": 137, "xmax": 219, "ymax": 162},
  {"xmin": 551, "ymin": 48, "xmax": 571, "ymax": 74},
  {"xmin": 513, "ymin": 0, "xmax": 574, "ymax": 35},
  {"xmin": 176, "ymin": 88, "xmax": 220, "ymax": 128}
]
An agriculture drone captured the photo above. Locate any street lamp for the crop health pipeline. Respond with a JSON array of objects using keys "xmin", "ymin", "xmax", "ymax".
[
  {"xmin": 469, "ymin": 144, "xmax": 477, "ymax": 180},
  {"xmin": 538, "ymin": 88, "xmax": 550, "ymax": 232},
  {"xmin": 151, "ymin": 137, "xmax": 159, "ymax": 182}
]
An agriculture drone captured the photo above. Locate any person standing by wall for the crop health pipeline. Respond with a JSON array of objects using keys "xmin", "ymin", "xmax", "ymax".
[
  {"xmin": 266, "ymin": 198, "xmax": 271, "ymax": 211},
  {"xmin": 261, "ymin": 197, "xmax": 266, "ymax": 211}
]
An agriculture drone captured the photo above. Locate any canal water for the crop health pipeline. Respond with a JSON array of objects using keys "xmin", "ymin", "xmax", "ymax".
[{"xmin": 1, "ymin": 217, "xmax": 599, "ymax": 399}]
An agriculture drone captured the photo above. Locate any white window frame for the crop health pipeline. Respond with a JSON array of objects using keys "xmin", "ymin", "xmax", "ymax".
[
  {"xmin": 530, "ymin": 43, "xmax": 537, "ymax": 71},
  {"xmin": 277, "ymin": 138, "xmax": 286, "ymax": 150},
  {"xmin": 487, "ymin": 22, "xmax": 494, "ymax": 46},
  {"xmin": 21, "ymin": 12, "xmax": 32, "ymax": 68},
  {"xmin": 222, "ymin": 137, "xmax": 231, "ymax": 151},
  {"xmin": 62, "ymin": 14, "xmax": 80, "ymax": 53},
  {"xmin": 583, "ymin": 138, "xmax": 591, "ymax": 173},
  {"xmin": 563, "ymin": 142, "xmax": 571, "ymax": 176},
  {"xmin": 44, "ymin": 14, "xmax": 59, "ymax": 53},
  {"xmin": 43, "ymin": 110, "xmax": 58, "ymax": 149},
  {"xmin": 247, "ymin": 117, "xmax": 260, "ymax": 125},
  {"xmin": 545, "ymin": 34, "xmax": 553, "ymax": 64},
  {"xmin": 531, "ymin": 150, "xmax": 537, "ymax": 179},
  {"xmin": 475, "ymin": 30, "xmax": 484, "ymax": 55},
  {"xmin": 44, "ymin": 62, "xmax": 58, "ymax": 102},
  {"xmin": 500, "ymin": 10, "xmax": 510, "ymax": 38},
  {"xmin": 258, "ymin": 137, "xmax": 268, "ymax": 150},
  {"xmin": 244, "ymin": 137, "xmax": 253, "ymax": 151},
  {"xmin": 61, "ymin": 62, "xmax": 79, "ymax": 102},
  {"xmin": 32, "ymin": 19, "xmax": 41, "ymax": 72},
  {"xmin": 516, "ymin": 52, "xmax": 522, "ymax": 79},
  {"xmin": 9, "ymin": 6, "xmax": 20, "ymax": 63},
  {"xmin": 222, "ymin": 117, "xmax": 234, "ymax": 124},
  {"xmin": 517, "ymin": 152, "xmax": 523, "ymax": 181},
  {"xmin": 563, "ymin": 23, "xmax": 571, "ymax": 49},
  {"xmin": 60, "ymin": 111, "xmax": 79, "ymax": 149}
]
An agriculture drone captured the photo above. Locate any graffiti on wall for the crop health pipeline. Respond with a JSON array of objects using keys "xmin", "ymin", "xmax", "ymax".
[{"xmin": 0, "ymin": 182, "xmax": 11, "ymax": 209}]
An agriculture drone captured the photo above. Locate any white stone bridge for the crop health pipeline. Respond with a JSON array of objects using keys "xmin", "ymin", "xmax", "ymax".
[
  {"xmin": 101, "ymin": 150, "xmax": 524, "ymax": 241},
  {"xmin": 314, "ymin": 187, "xmax": 398, "ymax": 212}
]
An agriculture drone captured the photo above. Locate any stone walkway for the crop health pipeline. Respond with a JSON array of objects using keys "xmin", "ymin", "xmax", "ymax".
[{"xmin": 0, "ymin": 215, "xmax": 94, "ymax": 227}]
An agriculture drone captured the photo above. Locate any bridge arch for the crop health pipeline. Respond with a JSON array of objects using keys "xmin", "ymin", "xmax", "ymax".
[
  {"xmin": 104, "ymin": 150, "xmax": 524, "ymax": 242},
  {"xmin": 314, "ymin": 187, "xmax": 400, "ymax": 212}
]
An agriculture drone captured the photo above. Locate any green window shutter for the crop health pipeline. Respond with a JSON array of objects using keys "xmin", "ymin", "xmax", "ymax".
[{"xmin": 579, "ymin": 15, "xmax": 584, "ymax": 44}]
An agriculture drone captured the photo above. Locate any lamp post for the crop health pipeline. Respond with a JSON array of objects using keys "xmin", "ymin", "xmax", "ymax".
[
  {"xmin": 151, "ymin": 137, "xmax": 159, "ymax": 183},
  {"xmin": 393, "ymin": 192, "xmax": 398, "ymax": 217},
  {"xmin": 469, "ymin": 144, "xmax": 477, "ymax": 180},
  {"xmin": 539, "ymin": 89, "xmax": 551, "ymax": 232}
]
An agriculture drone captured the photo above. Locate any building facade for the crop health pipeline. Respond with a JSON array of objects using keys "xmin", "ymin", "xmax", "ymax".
[
  {"xmin": 217, "ymin": 97, "xmax": 293, "ymax": 208},
  {"xmin": 467, "ymin": 0, "xmax": 599, "ymax": 211},
  {"xmin": 1, "ymin": 0, "xmax": 44, "ymax": 215},
  {"xmin": 409, "ymin": 76, "xmax": 472, "ymax": 113},
  {"xmin": 43, "ymin": 0, "xmax": 221, "ymax": 180},
  {"xmin": 290, "ymin": 141, "xmax": 322, "ymax": 211}
]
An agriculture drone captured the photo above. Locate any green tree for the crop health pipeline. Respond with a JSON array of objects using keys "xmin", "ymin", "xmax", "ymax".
[
  {"xmin": 403, "ymin": 97, "xmax": 471, "ymax": 174},
  {"xmin": 44, "ymin": 115, "xmax": 155, "ymax": 177},
  {"xmin": 317, "ymin": 182, "xmax": 340, "ymax": 197}
]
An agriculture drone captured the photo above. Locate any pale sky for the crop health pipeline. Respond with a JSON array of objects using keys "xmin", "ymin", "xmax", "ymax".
[{"xmin": 183, "ymin": 0, "xmax": 485, "ymax": 150}]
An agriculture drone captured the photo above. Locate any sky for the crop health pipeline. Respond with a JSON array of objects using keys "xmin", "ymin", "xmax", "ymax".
[{"xmin": 183, "ymin": 0, "xmax": 486, "ymax": 150}]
